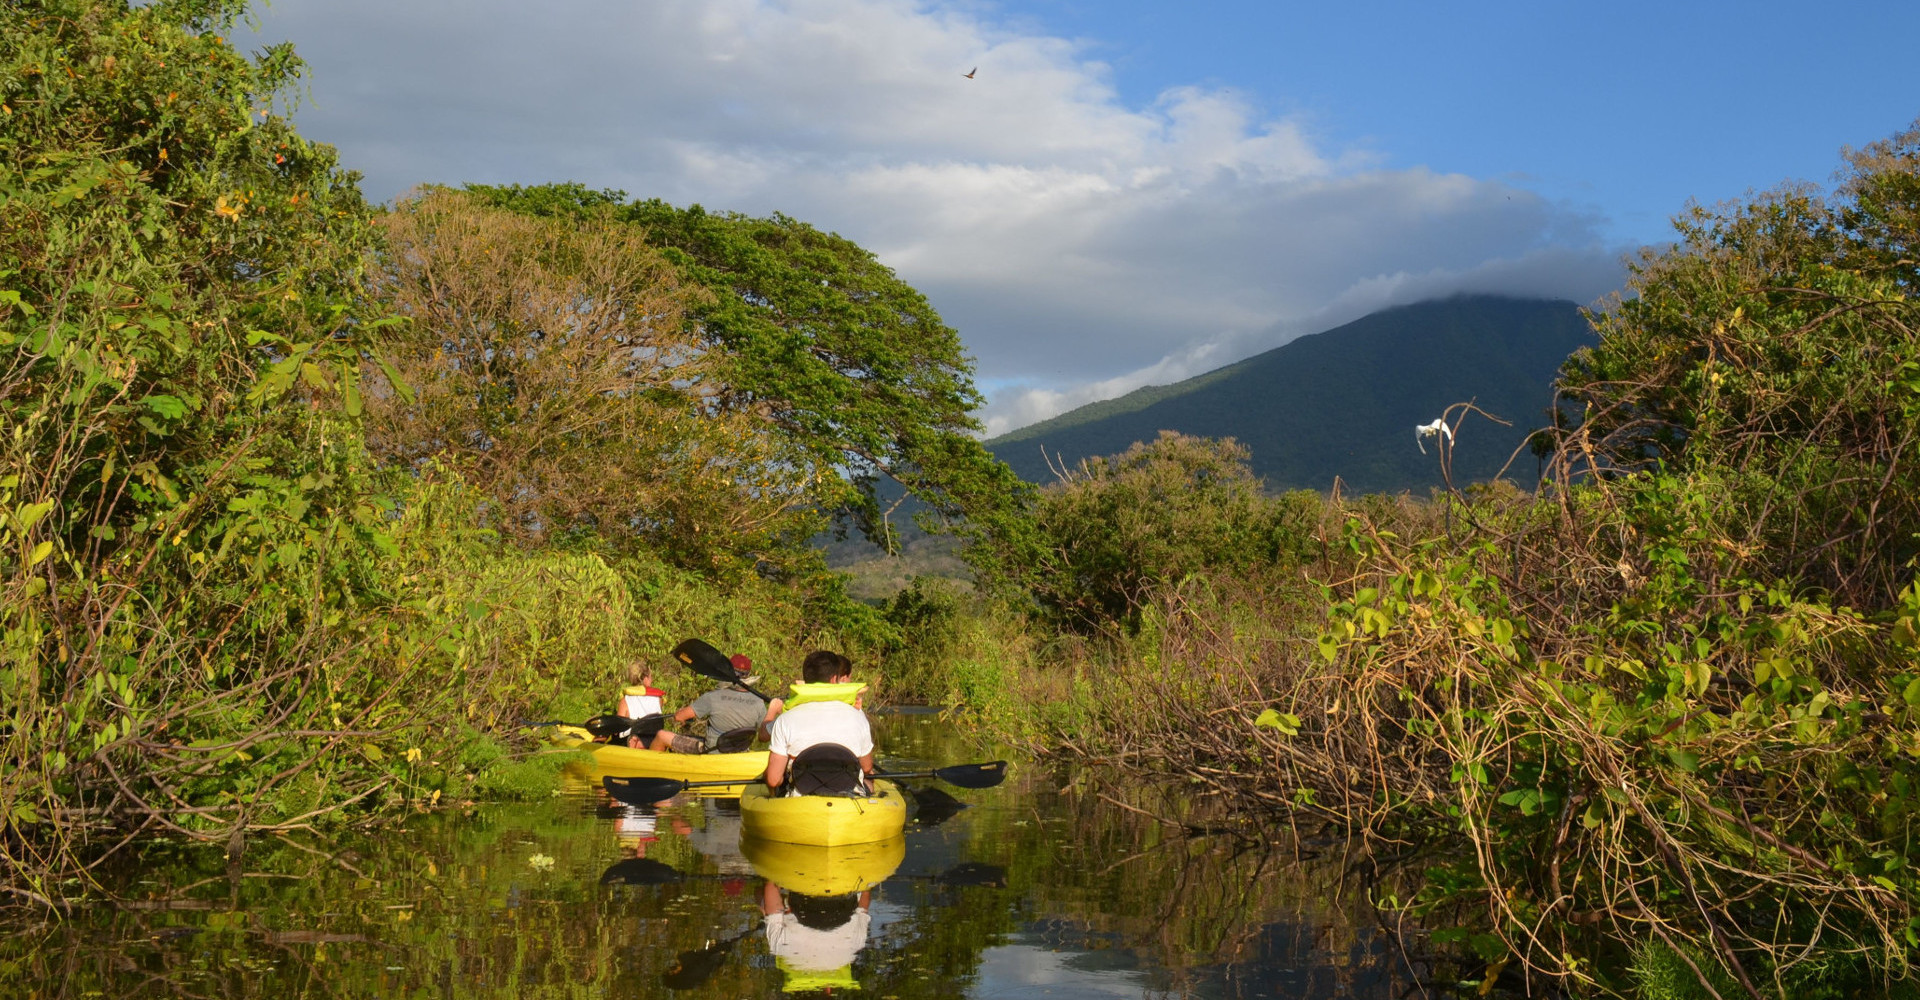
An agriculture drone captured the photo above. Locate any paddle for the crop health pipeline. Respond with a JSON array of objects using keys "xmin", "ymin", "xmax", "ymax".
[
  {"xmin": 903, "ymin": 784, "xmax": 969, "ymax": 827},
  {"xmin": 663, "ymin": 922, "xmax": 763, "ymax": 991},
  {"xmin": 599, "ymin": 857, "xmax": 686, "ymax": 886},
  {"xmin": 522, "ymin": 714, "xmax": 664, "ymax": 742},
  {"xmin": 603, "ymin": 760, "xmax": 1008, "ymax": 805},
  {"xmin": 671, "ymin": 638, "xmax": 776, "ymax": 704}
]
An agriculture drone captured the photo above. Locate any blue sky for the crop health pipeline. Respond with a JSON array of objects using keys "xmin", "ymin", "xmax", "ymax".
[
  {"xmin": 247, "ymin": 0, "xmax": 1920, "ymax": 432},
  {"xmin": 993, "ymin": 0, "xmax": 1920, "ymax": 245}
]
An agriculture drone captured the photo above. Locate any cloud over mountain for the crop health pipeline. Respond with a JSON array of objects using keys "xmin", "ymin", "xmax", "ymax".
[{"xmin": 250, "ymin": 0, "xmax": 1626, "ymax": 434}]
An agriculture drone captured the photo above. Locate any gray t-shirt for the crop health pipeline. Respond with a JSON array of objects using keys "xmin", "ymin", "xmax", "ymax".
[{"xmin": 690, "ymin": 687, "xmax": 766, "ymax": 749}]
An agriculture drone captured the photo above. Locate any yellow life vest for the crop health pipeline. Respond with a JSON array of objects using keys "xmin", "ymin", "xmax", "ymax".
[
  {"xmin": 783, "ymin": 681, "xmax": 866, "ymax": 709},
  {"xmin": 777, "ymin": 960, "xmax": 857, "ymax": 993}
]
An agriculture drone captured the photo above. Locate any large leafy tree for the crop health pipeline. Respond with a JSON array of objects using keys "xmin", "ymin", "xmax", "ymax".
[
  {"xmin": 463, "ymin": 184, "xmax": 1032, "ymax": 553},
  {"xmin": 368, "ymin": 189, "xmax": 817, "ymax": 567}
]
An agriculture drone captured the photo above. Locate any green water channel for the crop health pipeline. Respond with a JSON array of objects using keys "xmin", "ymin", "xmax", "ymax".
[{"xmin": 1, "ymin": 713, "xmax": 1419, "ymax": 998}]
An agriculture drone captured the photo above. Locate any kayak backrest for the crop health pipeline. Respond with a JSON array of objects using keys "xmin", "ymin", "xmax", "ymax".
[{"xmin": 790, "ymin": 743, "xmax": 864, "ymax": 796}]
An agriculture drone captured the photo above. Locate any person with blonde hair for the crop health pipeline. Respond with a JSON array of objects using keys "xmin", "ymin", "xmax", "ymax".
[{"xmin": 614, "ymin": 662, "xmax": 667, "ymax": 748}]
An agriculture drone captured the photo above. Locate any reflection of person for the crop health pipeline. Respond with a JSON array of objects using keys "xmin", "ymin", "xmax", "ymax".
[
  {"xmin": 765, "ymin": 651, "xmax": 873, "ymax": 794},
  {"xmin": 614, "ymin": 805, "xmax": 657, "ymax": 854},
  {"xmin": 761, "ymin": 880, "xmax": 871, "ymax": 978},
  {"xmin": 608, "ymin": 802, "xmax": 689, "ymax": 856},
  {"xmin": 651, "ymin": 654, "xmax": 783, "ymax": 754}
]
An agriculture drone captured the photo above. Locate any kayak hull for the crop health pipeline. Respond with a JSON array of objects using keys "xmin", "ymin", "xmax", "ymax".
[
  {"xmin": 738, "ymin": 780, "xmax": 907, "ymax": 846},
  {"xmin": 545, "ymin": 726, "xmax": 767, "ymax": 782},
  {"xmin": 740, "ymin": 834, "xmax": 905, "ymax": 896}
]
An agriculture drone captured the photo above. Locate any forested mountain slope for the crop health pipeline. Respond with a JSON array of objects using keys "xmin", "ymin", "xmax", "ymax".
[{"xmin": 989, "ymin": 296, "xmax": 1596, "ymax": 493}]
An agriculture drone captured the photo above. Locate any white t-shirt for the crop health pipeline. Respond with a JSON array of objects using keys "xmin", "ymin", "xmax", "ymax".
[
  {"xmin": 615, "ymin": 806, "xmax": 656, "ymax": 842},
  {"xmin": 768, "ymin": 701, "xmax": 873, "ymax": 759},
  {"xmin": 764, "ymin": 909, "xmax": 871, "ymax": 971}
]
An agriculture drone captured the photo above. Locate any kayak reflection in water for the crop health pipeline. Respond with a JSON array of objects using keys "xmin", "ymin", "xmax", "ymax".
[{"xmin": 761, "ymin": 879, "xmax": 870, "ymax": 993}]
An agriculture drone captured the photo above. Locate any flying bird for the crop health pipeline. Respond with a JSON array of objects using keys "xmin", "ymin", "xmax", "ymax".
[
  {"xmin": 1414, "ymin": 417, "xmax": 1454, "ymax": 454},
  {"xmin": 963, "ymin": 67, "xmax": 977, "ymax": 79}
]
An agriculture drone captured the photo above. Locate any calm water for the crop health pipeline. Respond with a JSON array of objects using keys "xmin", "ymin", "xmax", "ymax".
[{"xmin": 1, "ymin": 714, "xmax": 1419, "ymax": 998}]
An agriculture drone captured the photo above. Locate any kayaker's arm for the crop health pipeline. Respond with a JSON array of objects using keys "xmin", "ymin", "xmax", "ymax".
[
  {"xmin": 858, "ymin": 752, "xmax": 874, "ymax": 775},
  {"xmin": 761, "ymin": 881, "xmax": 786, "ymax": 915},
  {"xmin": 757, "ymin": 697, "xmax": 785, "ymax": 741},
  {"xmin": 673, "ymin": 705, "xmax": 698, "ymax": 724},
  {"xmin": 765, "ymin": 752, "xmax": 790, "ymax": 790}
]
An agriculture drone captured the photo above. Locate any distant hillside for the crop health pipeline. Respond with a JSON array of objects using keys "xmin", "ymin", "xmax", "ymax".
[{"xmin": 989, "ymin": 296, "xmax": 1595, "ymax": 494}]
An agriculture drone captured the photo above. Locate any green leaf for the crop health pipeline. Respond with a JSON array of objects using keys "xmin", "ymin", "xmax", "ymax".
[
  {"xmin": 140, "ymin": 394, "xmax": 188, "ymax": 419},
  {"xmin": 342, "ymin": 366, "xmax": 364, "ymax": 417},
  {"xmin": 14, "ymin": 500, "xmax": 54, "ymax": 531},
  {"xmin": 1253, "ymin": 708, "xmax": 1301, "ymax": 736}
]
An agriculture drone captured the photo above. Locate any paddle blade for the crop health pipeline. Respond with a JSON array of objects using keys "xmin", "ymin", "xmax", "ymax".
[
  {"xmin": 671, "ymin": 638, "xmax": 739, "ymax": 684},
  {"xmin": 663, "ymin": 945, "xmax": 732, "ymax": 990},
  {"xmin": 935, "ymin": 862, "xmax": 1007, "ymax": 888},
  {"xmin": 600, "ymin": 857, "xmax": 685, "ymax": 886},
  {"xmin": 932, "ymin": 760, "xmax": 1009, "ymax": 789},
  {"xmin": 583, "ymin": 714, "xmax": 633, "ymax": 739},
  {"xmin": 628, "ymin": 713, "xmax": 666, "ymax": 741},
  {"xmin": 905, "ymin": 785, "xmax": 968, "ymax": 827},
  {"xmin": 604, "ymin": 775, "xmax": 687, "ymax": 805}
]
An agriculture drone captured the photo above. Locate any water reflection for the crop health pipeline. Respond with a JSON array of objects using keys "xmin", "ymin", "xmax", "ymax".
[{"xmin": 0, "ymin": 714, "xmax": 1424, "ymax": 999}]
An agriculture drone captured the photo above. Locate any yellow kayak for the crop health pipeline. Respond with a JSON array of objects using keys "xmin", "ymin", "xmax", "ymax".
[
  {"xmin": 544, "ymin": 725, "xmax": 768, "ymax": 783},
  {"xmin": 738, "ymin": 780, "xmax": 907, "ymax": 846},
  {"xmin": 740, "ymin": 834, "xmax": 905, "ymax": 896}
]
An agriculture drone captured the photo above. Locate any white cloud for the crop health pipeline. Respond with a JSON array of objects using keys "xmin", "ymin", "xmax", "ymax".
[{"xmin": 250, "ymin": 0, "xmax": 1626, "ymax": 433}]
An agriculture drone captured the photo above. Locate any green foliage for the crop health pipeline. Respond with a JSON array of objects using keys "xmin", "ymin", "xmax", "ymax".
[
  {"xmin": 996, "ymin": 431, "xmax": 1321, "ymax": 630},
  {"xmin": 461, "ymin": 182, "xmax": 1033, "ymax": 556},
  {"xmin": 1, "ymin": 0, "xmax": 404, "ymax": 865},
  {"xmin": 0, "ymin": 4, "xmax": 908, "ymax": 892},
  {"xmin": 1554, "ymin": 125, "xmax": 1920, "ymax": 608},
  {"xmin": 929, "ymin": 122, "xmax": 1920, "ymax": 998}
]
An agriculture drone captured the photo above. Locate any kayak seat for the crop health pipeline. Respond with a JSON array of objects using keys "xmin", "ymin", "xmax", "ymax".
[
  {"xmin": 789, "ymin": 743, "xmax": 865, "ymax": 797},
  {"xmin": 711, "ymin": 726, "xmax": 758, "ymax": 754}
]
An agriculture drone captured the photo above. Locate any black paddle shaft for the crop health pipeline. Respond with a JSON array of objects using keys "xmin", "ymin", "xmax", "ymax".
[{"xmin": 603, "ymin": 761, "xmax": 1007, "ymax": 806}]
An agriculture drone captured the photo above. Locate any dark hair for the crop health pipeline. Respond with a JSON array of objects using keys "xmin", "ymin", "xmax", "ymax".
[
  {"xmin": 788, "ymin": 891, "xmax": 860, "ymax": 930},
  {"xmin": 801, "ymin": 650, "xmax": 852, "ymax": 684}
]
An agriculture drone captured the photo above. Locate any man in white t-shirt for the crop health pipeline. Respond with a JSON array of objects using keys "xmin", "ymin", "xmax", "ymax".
[{"xmin": 765, "ymin": 651, "xmax": 873, "ymax": 794}]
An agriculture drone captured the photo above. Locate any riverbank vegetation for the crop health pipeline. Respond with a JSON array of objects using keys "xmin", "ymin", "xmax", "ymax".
[
  {"xmin": 913, "ymin": 128, "xmax": 1920, "ymax": 998},
  {"xmin": 6, "ymin": 3, "xmax": 1920, "ymax": 997},
  {"xmin": 0, "ymin": 0, "xmax": 1000, "ymax": 903}
]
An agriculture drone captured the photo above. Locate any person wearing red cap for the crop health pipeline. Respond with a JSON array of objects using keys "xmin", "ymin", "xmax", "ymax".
[{"xmin": 650, "ymin": 653, "xmax": 784, "ymax": 754}]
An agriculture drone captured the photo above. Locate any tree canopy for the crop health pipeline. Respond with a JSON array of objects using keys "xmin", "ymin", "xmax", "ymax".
[
  {"xmin": 462, "ymin": 183, "xmax": 1031, "ymax": 552},
  {"xmin": 368, "ymin": 189, "xmax": 817, "ymax": 567}
]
